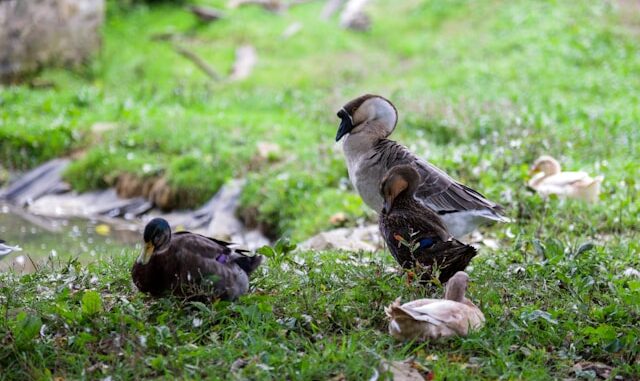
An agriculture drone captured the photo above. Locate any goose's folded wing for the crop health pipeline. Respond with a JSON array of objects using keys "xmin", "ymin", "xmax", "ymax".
[
  {"xmin": 372, "ymin": 139, "xmax": 505, "ymax": 218},
  {"xmin": 415, "ymin": 160, "xmax": 506, "ymax": 219}
]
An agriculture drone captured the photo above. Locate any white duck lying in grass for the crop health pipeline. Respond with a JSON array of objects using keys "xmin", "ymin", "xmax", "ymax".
[
  {"xmin": 385, "ymin": 271, "xmax": 484, "ymax": 341},
  {"xmin": 528, "ymin": 155, "xmax": 603, "ymax": 203}
]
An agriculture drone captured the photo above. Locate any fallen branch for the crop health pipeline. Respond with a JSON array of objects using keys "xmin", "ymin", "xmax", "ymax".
[
  {"xmin": 228, "ymin": 0, "xmax": 316, "ymax": 12},
  {"xmin": 228, "ymin": 0, "xmax": 284, "ymax": 12},
  {"xmin": 173, "ymin": 45, "xmax": 221, "ymax": 81},
  {"xmin": 188, "ymin": 5, "xmax": 225, "ymax": 22}
]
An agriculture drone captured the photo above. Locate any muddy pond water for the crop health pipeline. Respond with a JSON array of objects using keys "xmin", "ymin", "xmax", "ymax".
[{"xmin": 0, "ymin": 203, "xmax": 139, "ymax": 273}]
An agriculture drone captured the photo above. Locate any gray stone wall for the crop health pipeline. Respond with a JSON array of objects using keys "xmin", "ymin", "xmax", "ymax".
[{"xmin": 0, "ymin": 0, "xmax": 104, "ymax": 83}]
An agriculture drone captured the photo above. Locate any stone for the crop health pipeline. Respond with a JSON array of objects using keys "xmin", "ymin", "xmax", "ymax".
[{"xmin": 298, "ymin": 224, "xmax": 383, "ymax": 252}]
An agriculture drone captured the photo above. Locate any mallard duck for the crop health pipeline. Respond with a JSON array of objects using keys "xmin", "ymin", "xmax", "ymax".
[
  {"xmin": 0, "ymin": 239, "xmax": 22, "ymax": 258},
  {"xmin": 131, "ymin": 218, "xmax": 263, "ymax": 301},
  {"xmin": 336, "ymin": 94, "xmax": 508, "ymax": 238},
  {"xmin": 528, "ymin": 155, "xmax": 603, "ymax": 203},
  {"xmin": 378, "ymin": 165, "xmax": 477, "ymax": 283},
  {"xmin": 385, "ymin": 271, "xmax": 485, "ymax": 341}
]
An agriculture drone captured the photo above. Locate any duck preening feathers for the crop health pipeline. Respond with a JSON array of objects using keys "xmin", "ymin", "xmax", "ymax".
[
  {"xmin": 131, "ymin": 218, "xmax": 263, "ymax": 301},
  {"xmin": 336, "ymin": 94, "xmax": 508, "ymax": 237},
  {"xmin": 378, "ymin": 165, "xmax": 477, "ymax": 283},
  {"xmin": 378, "ymin": 165, "xmax": 476, "ymax": 283},
  {"xmin": 385, "ymin": 271, "xmax": 485, "ymax": 341}
]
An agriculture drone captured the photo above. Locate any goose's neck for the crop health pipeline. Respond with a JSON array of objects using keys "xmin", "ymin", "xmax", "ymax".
[{"xmin": 342, "ymin": 132, "xmax": 381, "ymax": 159}]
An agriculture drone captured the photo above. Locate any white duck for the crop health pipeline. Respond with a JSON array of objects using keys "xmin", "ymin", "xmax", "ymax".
[
  {"xmin": 385, "ymin": 271, "xmax": 484, "ymax": 341},
  {"xmin": 527, "ymin": 155, "xmax": 603, "ymax": 203}
]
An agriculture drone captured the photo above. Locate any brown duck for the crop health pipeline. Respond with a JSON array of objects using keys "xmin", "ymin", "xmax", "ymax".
[
  {"xmin": 131, "ymin": 218, "xmax": 263, "ymax": 301},
  {"xmin": 378, "ymin": 165, "xmax": 477, "ymax": 283}
]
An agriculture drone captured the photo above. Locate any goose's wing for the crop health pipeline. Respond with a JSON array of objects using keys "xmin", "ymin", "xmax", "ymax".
[
  {"xmin": 373, "ymin": 139, "xmax": 506, "ymax": 220},
  {"xmin": 415, "ymin": 159, "xmax": 506, "ymax": 220}
]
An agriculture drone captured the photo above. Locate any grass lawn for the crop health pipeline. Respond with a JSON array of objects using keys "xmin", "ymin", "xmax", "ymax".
[
  {"xmin": 1, "ymin": 0, "xmax": 639, "ymax": 379},
  {"xmin": 0, "ymin": 239, "xmax": 638, "ymax": 380}
]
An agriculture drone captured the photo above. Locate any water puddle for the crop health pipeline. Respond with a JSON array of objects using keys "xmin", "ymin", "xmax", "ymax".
[{"xmin": 0, "ymin": 203, "xmax": 139, "ymax": 273}]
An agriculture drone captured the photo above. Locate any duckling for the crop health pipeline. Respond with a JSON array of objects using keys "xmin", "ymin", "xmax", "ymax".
[
  {"xmin": 131, "ymin": 218, "xmax": 263, "ymax": 301},
  {"xmin": 528, "ymin": 155, "xmax": 603, "ymax": 203},
  {"xmin": 378, "ymin": 165, "xmax": 477, "ymax": 283},
  {"xmin": 336, "ymin": 94, "xmax": 508, "ymax": 238},
  {"xmin": 0, "ymin": 239, "xmax": 22, "ymax": 258},
  {"xmin": 385, "ymin": 271, "xmax": 485, "ymax": 341}
]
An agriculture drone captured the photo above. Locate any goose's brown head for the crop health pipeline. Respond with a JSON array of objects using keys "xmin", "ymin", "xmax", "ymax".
[
  {"xmin": 137, "ymin": 218, "xmax": 171, "ymax": 265},
  {"xmin": 379, "ymin": 164, "xmax": 421, "ymax": 214},
  {"xmin": 336, "ymin": 94, "xmax": 398, "ymax": 141},
  {"xmin": 443, "ymin": 271, "xmax": 470, "ymax": 302}
]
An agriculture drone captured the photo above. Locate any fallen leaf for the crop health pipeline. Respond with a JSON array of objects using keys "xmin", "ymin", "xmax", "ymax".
[
  {"xmin": 380, "ymin": 360, "xmax": 426, "ymax": 381},
  {"xmin": 95, "ymin": 224, "xmax": 110, "ymax": 236},
  {"xmin": 573, "ymin": 361, "xmax": 612, "ymax": 379}
]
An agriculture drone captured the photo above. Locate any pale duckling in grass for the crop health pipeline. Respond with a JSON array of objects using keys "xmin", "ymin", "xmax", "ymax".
[
  {"xmin": 528, "ymin": 155, "xmax": 603, "ymax": 203},
  {"xmin": 385, "ymin": 271, "xmax": 484, "ymax": 341}
]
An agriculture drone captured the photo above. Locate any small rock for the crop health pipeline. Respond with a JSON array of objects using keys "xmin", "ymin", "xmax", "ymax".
[{"xmin": 299, "ymin": 225, "xmax": 382, "ymax": 252}]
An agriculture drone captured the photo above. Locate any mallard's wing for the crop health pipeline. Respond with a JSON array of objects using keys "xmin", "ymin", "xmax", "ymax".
[
  {"xmin": 413, "ymin": 240, "xmax": 477, "ymax": 283},
  {"xmin": 174, "ymin": 249, "xmax": 251, "ymax": 300},
  {"xmin": 172, "ymin": 231, "xmax": 249, "ymax": 260}
]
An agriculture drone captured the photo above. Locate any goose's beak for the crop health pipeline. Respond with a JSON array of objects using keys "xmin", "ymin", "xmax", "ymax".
[
  {"xmin": 335, "ymin": 109, "xmax": 354, "ymax": 142},
  {"xmin": 136, "ymin": 242, "xmax": 154, "ymax": 265}
]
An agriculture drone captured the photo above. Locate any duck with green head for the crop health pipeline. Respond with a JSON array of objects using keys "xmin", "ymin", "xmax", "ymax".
[{"xmin": 132, "ymin": 218, "xmax": 263, "ymax": 301}]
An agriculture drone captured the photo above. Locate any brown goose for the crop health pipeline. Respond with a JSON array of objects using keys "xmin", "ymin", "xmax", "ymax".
[
  {"xmin": 131, "ymin": 218, "xmax": 263, "ymax": 301},
  {"xmin": 378, "ymin": 165, "xmax": 477, "ymax": 283},
  {"xmin": 385, "ymin": 271, "xmax": 485, "ymax": 341},
  {"xmin": 336, "ymin": 94, "xmax": 508, "ymax": 237}
]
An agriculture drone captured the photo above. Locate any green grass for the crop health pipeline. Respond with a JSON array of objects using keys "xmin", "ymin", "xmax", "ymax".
[{"xmin": 1, "ymin": 236, "xmax": 638, "ymax": 380}]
